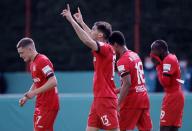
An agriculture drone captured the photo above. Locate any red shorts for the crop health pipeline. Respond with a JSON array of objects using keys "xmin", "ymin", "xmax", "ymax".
[
  {"xmin": 87, "ymin": 98, "xmax": 119, "ymax": 130},
  {"xmin": 119, "ymin": 108, "xmax": 152, "ymax": 130},
  {"xmin": 34, "ymin": 108, "xmax": 58, "ymax": 131},
  {"xmin": 160, "ymin": 91, "xmax": 184, "ymax": 127}
]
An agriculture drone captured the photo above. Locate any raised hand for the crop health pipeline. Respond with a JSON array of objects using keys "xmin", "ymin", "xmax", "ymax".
[
  {"xmin": 150, "ymin": 53, "xmax": 162, "ymax": 67},
  {"xmin": 61, "ymin": 4, "xmax": 73, "ymax": 22},
  {"xmin": 73, "ymin": 7, "xmax": 83, "ymax": 24}
]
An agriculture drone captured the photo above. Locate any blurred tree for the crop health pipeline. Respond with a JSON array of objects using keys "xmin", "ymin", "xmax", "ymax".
[{"xmin": 0, "ymin": 0, "xmax": 192, "ymax": 71}]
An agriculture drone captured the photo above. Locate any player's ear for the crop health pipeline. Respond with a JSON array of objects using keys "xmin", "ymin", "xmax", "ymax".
[
  {"xmin": 98, "ymin": 32, "xmax": 104, "ymax": 38},
  {"xmin": 28, "ymin": 47, "xmax": 33, "ymax": 52}
]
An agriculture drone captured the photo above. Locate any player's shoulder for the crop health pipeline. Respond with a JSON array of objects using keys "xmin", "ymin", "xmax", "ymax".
[
  {"xmin": 98, "ymin": 41, "xmax": 112, "ymax": 49},
  {"xmin": 36, "ymin": 54, "xmax": 49, "ymax": 61},
  {"xmin": 127, "ymin": 50, "xmax": 139, "ymax": 58},
  {"xmin": 35, "ymin": 54, "xmax": 52, "ymax": 66},
  {"xmin": 125, "ymin": 50, "xmax": 140, "ymax": 62},
  {"xmin": 163, "ymin": 53, "xmax": 178, "ymax": 64},
  {"xmin": 117, "ymin": 51, "xmax": 131, "ymax": 65},
  {"xmin": 99, "ymin": 41, "xmax": 115, "ymax": 53},
  {"xmin": 98, "ymin": 41, "xmax": 106, "ymax": 46}
]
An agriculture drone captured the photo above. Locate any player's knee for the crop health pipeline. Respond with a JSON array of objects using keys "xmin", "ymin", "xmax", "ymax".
[{"xmin": 86, "ymin": 126, "xmax": 99, "ymax": 131}]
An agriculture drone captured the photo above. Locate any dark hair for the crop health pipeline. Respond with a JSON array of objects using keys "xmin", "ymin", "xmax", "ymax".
[
  {"xmin": 152, "ymin": 40, "xmax": 168, "ymax": 51},
  {"xmin": 17, "ymin": 37, "xmax": 34, "ymax": 48},
  {"xmin": 94, "ymin": 21, "xmax": 112, "ymax": 39},
  {"xmin": 109, "ymin": 31, "xmax": 126, "ymax": 46}
]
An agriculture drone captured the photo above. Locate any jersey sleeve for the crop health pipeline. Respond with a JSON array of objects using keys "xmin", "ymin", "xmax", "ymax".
[
  {"xmin": 37, "ymin": 58, "xmax": 54, "ymax": 79},
  {"xmin": 163, "ymin": 57, "xmax": 176, "ymax": 75},
  {"xmin": 117, "ymin": 59, "xmax": 130, "ymax": 77}
]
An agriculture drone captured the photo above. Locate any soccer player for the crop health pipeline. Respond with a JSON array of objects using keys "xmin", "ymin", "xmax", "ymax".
[
  {"xmin": 109, "ymin": 31, "xmax": 152, "ymax": 131},
  {"xmin": 150, "ymin": 40, "xmax": 184, "ymax": 131},
  {"xmin": 61, "ymin": 4, "xmax": 119, "ymax": 131},
  {"xmin": 17, "ymin": 38, "xmax": 59, "ymax": 131}
]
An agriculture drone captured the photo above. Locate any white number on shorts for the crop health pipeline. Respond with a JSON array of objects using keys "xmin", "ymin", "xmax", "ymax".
[
  {"xmin": 101, "ymin": 115, "xmax": 111, "ymax": 126},
  {"xmin": 36, "ymin": 115, "xmax": 42, "ymax": 125},
  {"xmin": 160, "ymin": 110, "xmax": 165, "ymax": 119},
  {"xmin": 135, "ymin": 61, "xmax": 145, "ymax": 84}
]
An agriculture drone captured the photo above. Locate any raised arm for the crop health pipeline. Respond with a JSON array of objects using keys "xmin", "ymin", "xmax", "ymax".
[
  {"xmin": 73, "ymin": 7, "xmax": 92, "ymax": 35},
  {"xmin": 61, "ymin": 4, "xmax": 98, "ymax": 51}
]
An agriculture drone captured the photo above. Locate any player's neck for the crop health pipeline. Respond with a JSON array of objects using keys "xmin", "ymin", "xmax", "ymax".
[
  {"xmin": 119, "ymin": 46, "xmax": 128, "ymax": 57},
  {"xmin": 31, "ymin": 51, "xmax": 39, "ymax": 61},
  {"xmin": 97, "ymin": 38, "xmax": 107, "ymax": 43},
  {"xmin": 162, "ymin": 51, "xmax": 169, "ymax": 59}
]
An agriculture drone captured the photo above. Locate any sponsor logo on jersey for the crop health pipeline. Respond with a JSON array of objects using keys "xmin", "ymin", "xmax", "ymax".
[{"xmin": 135, "ymin": 85, "xmax": 147, "ymax": 93}]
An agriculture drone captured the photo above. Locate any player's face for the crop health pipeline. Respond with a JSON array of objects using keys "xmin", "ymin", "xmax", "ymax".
[
  {"xmin": 17, "ymin": 47, "xmax": 31, "ymax": 62},
  {"xmin": 150, "ymin": 45, "xmax": 162, "ymax": 65},
  {"xmin": 111, "ymin": 43, "xmax": 120, "ymax": 58},
  {"xmin": 91, "ymin": 25, "xmax": 103, "ymax": 40},
  {"xmin": 150, "ymin": 45, "xmax": 160, "ymax": 57}
]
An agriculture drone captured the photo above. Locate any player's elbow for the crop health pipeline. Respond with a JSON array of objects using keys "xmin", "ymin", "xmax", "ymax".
[
  {"xmin": 49, "ymin": 76, "xmax": 57, "ymax": 88},
  {"xmin": 53, "ymin": 77, "xmax": 58, "ymax": 87}
]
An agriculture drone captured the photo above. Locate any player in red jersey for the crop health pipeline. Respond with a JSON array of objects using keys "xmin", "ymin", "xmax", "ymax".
[
  {"xmin": 109, "ymin": 31, "xmax": 152, "ymax": 131},
  {"xmin": 61, "ymin": 4, "xmax": 119, "ymax": 131},
  {"xmin": 17, "ymin": 38, "xmax": 59, "ymax": 131},
  {"xmin": 150, "ymin": 40, "xmax": 184, "ymax": 131}
]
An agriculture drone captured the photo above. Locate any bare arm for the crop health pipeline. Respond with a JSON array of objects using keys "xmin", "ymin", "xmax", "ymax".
[
  {"xmin": 29, "ymin": 83, "xmax": 35, "ymax": 91},
  {"xmin": 118, "ymin": 74, "xmax": 131, "ymax": 106},
  {"xmin": 34, "ymin": 76, "xmax": 57, "ymax": 94},
  {"xmin": 115, "ymin": 87, "xmax": 121, "ymax": 94},
  {"xmin": 25, "ymin": 76, "xmax": 57, "ymax": 99},
  {"xmin": 61, "ymin": 4, "xmax": 98, "ymax": 51},
  {"xmin": 73, "ymin": 7, "xmax": 91, "ymax": 35}
]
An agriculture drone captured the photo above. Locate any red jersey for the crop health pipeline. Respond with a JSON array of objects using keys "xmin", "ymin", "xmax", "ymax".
[
  {"xmin": 157, "ymin": 54, "xmax": 183, "ymax": 93},
  {"xmin": 92, "ymin": 42, "xmax": 117, "ymax": 98},
  {"xmin": 30, "ymin": 54, "xmax": 59, "ymax": 110},
  {"xmin": 156, "ymin": 54, "xmax": 184, "ymax": 127},
  {"xmin": 117, "ymin": 50, "xmax": 150, "ymax": 109}
]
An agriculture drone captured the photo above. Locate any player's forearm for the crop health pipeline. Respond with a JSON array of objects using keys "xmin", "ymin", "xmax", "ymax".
[
  {"xmin": 115, "ymin": 87, "xmax": 121, "ymax": 94},
  {"xmin": 35, "ymin": 76, "xmax": 57, "ymax": 94},
  {"xmin": 157, "ymin": 68, "xmax": 171, "ymax": 87},
  {"xmin": 118, "ymin": 84, "xmax": 129, "ymax": 105},
  {"xmin": 70, "ymin": 19, "xmax": 97, "ymax": 50},
  {"xmin": 29, "ymin": 83, "xmax": 35, "ymax": 91},
  {"xmin": 79, "ymin": 21, "xmax": 91, "ymax": 35}
]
